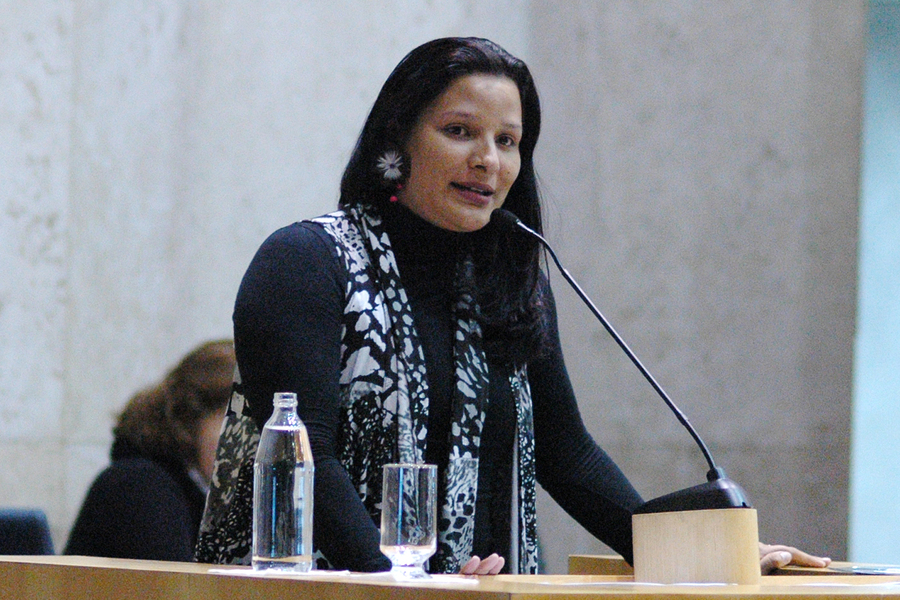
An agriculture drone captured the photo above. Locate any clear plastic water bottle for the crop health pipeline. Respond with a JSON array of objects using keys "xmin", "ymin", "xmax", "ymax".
[{"xmin": 252, "ymin": 392, "xmax": 314, "ymax": 571}]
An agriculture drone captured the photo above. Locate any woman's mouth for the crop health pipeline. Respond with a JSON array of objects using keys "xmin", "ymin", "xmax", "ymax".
[{"xmin": 451, "ymin": 182, "xmax": 494, "ymax": 198}]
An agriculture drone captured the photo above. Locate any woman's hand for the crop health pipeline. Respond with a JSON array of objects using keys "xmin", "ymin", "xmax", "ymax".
[
  {"xmin": 759, "ymin": 542, "xmax": 831, "ymax": 574},
  {"xmin": 460, "ymin": 553, "xmax": 505, "ymax": 575}
]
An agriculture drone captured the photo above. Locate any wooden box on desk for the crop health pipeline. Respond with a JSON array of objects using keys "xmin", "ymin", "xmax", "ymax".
[
  {"xmin": 632, "ymin": 507, "xmax": 760, "ymax": 584},
  {"xmin": 570, "ymin": 509, "xmax": 760, "ymax": 584}
]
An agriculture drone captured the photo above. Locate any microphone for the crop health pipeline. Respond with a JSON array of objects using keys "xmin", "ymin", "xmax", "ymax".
[{"xmin": 490, "ymin": 208, "xmax": 750, "ymax": 514}]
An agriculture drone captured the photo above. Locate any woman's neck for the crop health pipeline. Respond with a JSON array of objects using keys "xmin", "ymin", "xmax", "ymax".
[
  {"xmin": 378, "ymin": 201, "xmax": 468, "ymax": 299},
  {"xmin": 381, "ymin": 202, "xmax": 466, "ymax": 262}
]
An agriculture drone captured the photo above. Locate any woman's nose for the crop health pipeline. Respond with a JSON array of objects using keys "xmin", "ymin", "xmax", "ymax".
[{"xmin": 469, "ymin": 139, "xmax": 500, "ymax": 172}]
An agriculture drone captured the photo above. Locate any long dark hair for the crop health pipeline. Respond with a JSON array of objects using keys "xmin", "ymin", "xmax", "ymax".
[
  {"xmin": 113, "ymin": 340, "xmax": 235, "ymax": 468},
  {"xmin": 340, "ymin": 37, "xmax": 546, "ymax": 365}
]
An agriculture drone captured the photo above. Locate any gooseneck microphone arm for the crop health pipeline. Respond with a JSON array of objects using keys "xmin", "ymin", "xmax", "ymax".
[{"xmin": 490, "ymin": 208, "xmax": 723, "ymax": 482}]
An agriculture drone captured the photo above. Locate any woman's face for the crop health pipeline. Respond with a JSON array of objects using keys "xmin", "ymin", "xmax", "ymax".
[
  {"xmin": 197, "ymin": 409, "xmax": 225, "ymax": 484},
  {"xmin": 398, "ymin": 74, "xmax": 523, "ymax": 232}
]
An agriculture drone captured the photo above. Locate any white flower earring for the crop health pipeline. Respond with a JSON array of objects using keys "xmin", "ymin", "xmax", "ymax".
[
  {"xmin": 377, "ymin": 150, "xmax": 404, "ymax": 181},
  {"xmin": 376, "ymin": 149, "xmax": 406, "ymax": 202}
]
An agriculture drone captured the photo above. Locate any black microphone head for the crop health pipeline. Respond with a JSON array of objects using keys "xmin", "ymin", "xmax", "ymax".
[{"xmin": 490, "ymin": 208, "xmax": 520, "ymax": 232}]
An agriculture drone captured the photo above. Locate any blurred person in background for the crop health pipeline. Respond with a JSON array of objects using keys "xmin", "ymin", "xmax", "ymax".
[{"xmin": 64, "ymin": 339, "xmax": 234, "ymax": 561}]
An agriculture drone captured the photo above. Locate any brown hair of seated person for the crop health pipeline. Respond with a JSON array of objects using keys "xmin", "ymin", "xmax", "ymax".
[{"xmin": 114, "ymin": 339, "xmax": 235, "ymax": 480}]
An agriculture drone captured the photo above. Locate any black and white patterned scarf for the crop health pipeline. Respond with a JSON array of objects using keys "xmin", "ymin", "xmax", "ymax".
[{"xmin": 196, "ymin": 206, "xmax": 539, "ymax": 573}]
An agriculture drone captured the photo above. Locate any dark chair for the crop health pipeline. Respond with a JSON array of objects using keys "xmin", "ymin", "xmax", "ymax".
[{"xmin": 0, "ymin": 508, "xmax": 54, "ymax": 555}]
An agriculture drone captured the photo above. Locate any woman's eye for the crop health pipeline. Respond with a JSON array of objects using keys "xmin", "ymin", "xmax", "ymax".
[
  {"xmin": 444, "ymin": 125, "xmax": 468, "ymax": 137},
  {"xmin": 498, "ymin": 134, "xmax": 518, "ymax": 148}
]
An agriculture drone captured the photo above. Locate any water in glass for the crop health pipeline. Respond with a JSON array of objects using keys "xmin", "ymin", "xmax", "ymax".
[{"xmin": 380, "ymin": 463, "xmax": 437, "ymax": 579}]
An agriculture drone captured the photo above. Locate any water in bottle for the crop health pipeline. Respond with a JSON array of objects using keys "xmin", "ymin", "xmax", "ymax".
[{"xmin": 252, "ymin": 392, "xmax": 314, "ymax": 571}]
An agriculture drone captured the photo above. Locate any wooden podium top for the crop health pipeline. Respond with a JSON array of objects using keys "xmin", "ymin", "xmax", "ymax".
[{"xmin": 3, "ymin": 554, "xmax": 900, "ymax": 600}]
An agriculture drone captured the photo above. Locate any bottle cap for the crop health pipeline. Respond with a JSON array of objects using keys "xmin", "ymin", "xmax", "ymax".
[{"xmin": 273, "ymin": 392, "xmax": 298, "ymax": 408}]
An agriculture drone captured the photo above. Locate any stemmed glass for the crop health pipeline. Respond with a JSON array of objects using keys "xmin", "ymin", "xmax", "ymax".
[{"xmin": 379, "ymin": 463, "xmax": 437, "ymax": 580}]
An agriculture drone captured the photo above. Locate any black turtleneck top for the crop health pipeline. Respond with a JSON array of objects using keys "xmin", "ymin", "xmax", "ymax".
[{"xmin": 233, "ymin": 205, "xmax": 642, "ymax": 572}]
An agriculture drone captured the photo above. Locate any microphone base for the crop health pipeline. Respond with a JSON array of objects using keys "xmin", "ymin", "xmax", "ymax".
[{"xmin": 633, "ymin": 477, "xmax": 751, "ymax": 515}]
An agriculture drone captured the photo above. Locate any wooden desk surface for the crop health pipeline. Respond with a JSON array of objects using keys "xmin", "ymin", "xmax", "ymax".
[{"xmin": 3, "ymin": 555, "xmax": 900, "ymax": 600}]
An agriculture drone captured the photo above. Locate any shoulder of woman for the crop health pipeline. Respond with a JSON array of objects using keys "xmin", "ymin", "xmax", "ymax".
[
  {"xmin": 84, "ymin": 457, "xmax": 185, "ymax": 502},
  {"xmin": 245, "ymin": 221, "xmax": 344, "ymax": 280},
  {"xmin": 237, "ymin": 221, "xmax": 347, "ymax": 316},
  {"xmin": 260, "ymin": 221, "xmax": 336, "ymax": 256}
]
